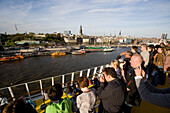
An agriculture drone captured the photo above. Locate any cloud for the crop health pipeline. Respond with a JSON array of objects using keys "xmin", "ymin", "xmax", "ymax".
[
  {"xmin": 87, "ymin": 8, "xmax": 125, "ymax": 13},
  {"xmin": 91, "ymin": 0, "xmax": 149, "ymax": 4},
  {"xmin": 0, "ymin": 0, "xmax": 170, "ymax": 38}
]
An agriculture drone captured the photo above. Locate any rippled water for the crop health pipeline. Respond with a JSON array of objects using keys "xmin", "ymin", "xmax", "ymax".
[{"xmin": 0, "ymin": 47, "xmax": 130, "ymax": 88}]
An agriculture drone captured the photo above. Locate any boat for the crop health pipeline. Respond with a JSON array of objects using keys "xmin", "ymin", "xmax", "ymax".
[
  {"xmin": 51, "ymin": 51, "xmax": 66, "ymax": 56},
  {"xmin": 72, "ymin": 50, "xmax": 86, "ymax": 55},
  {"xmin": 103, "ymin": 47, "xmax": 114, "ymax": 52},
  {"xmin": 0, "ymin": 55, "xmax": 24, "ymax": 62},
  {"xmin": 87, "ymin": 47, "xmax": 106, "ymax": 51}
]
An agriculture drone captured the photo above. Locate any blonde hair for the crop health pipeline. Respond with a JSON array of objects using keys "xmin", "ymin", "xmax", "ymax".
[{"xmin": 111, "ymin": 60, "xmax": 119, "ymax": 67}]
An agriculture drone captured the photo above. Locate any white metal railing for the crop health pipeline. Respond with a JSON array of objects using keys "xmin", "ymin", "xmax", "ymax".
[{"xmin": 0, "ymin": 64, "xmax": 109, "ymax": 101}]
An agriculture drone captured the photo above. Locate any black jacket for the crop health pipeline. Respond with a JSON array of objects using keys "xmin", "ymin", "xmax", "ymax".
[
  {"xmin": 123, "ymin": 62, "xmax": 141, "ymax": 106},
  {"xmin": 97, "ymin": 78, "xmax": 125, "ymax": 113}
]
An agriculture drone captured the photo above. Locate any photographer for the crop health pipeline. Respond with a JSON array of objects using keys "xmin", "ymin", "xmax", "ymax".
[
  {"xmin": 97, "ymin": 67, "xmax": 125, "ymax": 113},
  {"xmin": 118, "ymin": 54, "xmax": 142, "ymax": 107}
]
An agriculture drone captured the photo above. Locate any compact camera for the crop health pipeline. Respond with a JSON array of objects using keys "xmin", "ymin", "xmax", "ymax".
[
  {"xmin": 98, "ymin": 73, "xmax": 104, "ymax": 78},
  {"xmin": 118, "ymin": 59, "xmax": 124, "ymax": 63}
]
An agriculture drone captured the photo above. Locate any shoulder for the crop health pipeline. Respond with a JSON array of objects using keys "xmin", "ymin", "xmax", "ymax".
[{"xmin": 46, "ymin": 103, "xmax": 58, "ymax": 113}]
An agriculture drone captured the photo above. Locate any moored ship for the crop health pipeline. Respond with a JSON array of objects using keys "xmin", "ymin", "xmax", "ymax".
[
  {"xmin": 88, "ymin": 47, "xmax": 106, "ymax": 51},
  {"xmin": 0, "ymin": 55, "xmax": 24, "ymax": 62}
]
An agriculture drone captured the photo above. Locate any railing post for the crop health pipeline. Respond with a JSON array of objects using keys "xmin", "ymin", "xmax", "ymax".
[
  {"xmin": 25, "ymin": 83, "xmax": 31, "ymax": 99},
  {"xmin": 71, "ymin": 73, "xmax": 74, "ymax": 85},
  {"xmin": 93, "ymin": 67, "xmax": 97, "ymax": 75},
  {"xmin": 39, "ymin": 80, "xmax": 43, "ymax": 96},
  {"xmin": 62, "ymin": 75, "xmax": 65, "ymax": 88},
  {"xmin": 100, "ymin": 66, "xmax": 104, "ymax": 73},
  {"xmin": 87, "ymin": 69, "xmax": 90, "ymax": 78},
  {"xmin": 52, "ymin": 77, "xmax": 54, "ymax": 86},
  {"xmin": 80, "ymin": 71, "xmax": 83, "ymax": 77},
  {"xmin": 92, "ymin": 67, "xmax": 98, "ymax": 80},
  {"xmin": 8, "ymin": 87, "xmax": 15, "ymax": 101}
]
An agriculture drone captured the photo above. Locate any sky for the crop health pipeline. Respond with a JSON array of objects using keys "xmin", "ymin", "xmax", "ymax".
[{"xmin": 0, "ymin": 0, "xmax": 170, "ymax": 38}]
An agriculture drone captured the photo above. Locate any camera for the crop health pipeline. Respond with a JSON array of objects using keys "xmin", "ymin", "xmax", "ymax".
[
  {"xmin": 98, "ymin": 73, "xmax": 104, "ymax": 78},
  {"xmin": 118, "ymin": 59, "xmax": 124, "ymax": 63}
]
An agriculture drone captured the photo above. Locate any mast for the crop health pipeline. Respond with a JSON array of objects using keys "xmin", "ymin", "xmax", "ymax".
[{"xmin": 15, "ymin": 23, "xmax": 18, "ymax": 33}]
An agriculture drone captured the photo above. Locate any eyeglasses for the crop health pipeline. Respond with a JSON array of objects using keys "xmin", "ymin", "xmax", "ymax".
[{"xmin": 134, "ymin": 66, "xmax": 140, "ymax": 69}]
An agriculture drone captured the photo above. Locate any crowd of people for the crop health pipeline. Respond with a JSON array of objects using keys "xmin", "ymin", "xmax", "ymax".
[{"xmin": 0, "ymin": 43, "xmax": 170, "ymax": 113}]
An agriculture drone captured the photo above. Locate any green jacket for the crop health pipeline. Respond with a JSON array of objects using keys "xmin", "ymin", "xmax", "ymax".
[{"xmin": 45, "ymin": 97, "xmax": 72, "ymax": 113}]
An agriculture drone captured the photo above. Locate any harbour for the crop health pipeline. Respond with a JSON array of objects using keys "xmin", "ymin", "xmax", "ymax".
[{"xmin": 0, "ymin": 47, "xmax": 130, "ymax": 88}]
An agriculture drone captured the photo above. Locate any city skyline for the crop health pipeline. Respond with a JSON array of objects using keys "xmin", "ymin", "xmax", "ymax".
[{"xmin": 0, "ymin": 0, "xmax": 170, "ymax": 38}]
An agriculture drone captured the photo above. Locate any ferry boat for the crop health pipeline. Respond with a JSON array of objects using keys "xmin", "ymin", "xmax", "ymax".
[
  {"xmin": 0, "ymin": 55, "xmax": 24, "ymax": 62},
  {"xmin": 0, "ymin": 63, "xmax": 169, "ymax": 113}
]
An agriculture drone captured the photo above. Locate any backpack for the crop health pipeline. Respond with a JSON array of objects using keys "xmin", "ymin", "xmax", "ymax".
[{"xmin": 45, "ymin": 97, "xmax": 72, "ymax": 113}]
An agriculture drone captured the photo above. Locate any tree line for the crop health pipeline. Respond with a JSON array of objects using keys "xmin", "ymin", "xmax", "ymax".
[{"xmin": 0, "ymin": 32, "xmax": 64, "ymax": 47}]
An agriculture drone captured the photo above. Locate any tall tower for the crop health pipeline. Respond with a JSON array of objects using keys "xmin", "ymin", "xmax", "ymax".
[
  {"xmin": 79, "ymin": 25, "xmax": 82, "ymax": 36},
  {"xmin": 119, "ymin": 30, "xmax": 121, "ymax": 36},
  {"xmin": 161, "ymin": 33, "xmax": 164, "ymax": 39},
  {"xmin": 161, "ymin": 33, "xmax": 167, "ymax": 39}
]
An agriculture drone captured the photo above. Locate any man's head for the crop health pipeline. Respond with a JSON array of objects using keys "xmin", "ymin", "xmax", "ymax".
[
  {"xmin": 102, "ymin": 67, "xmax": 117, "ymax": 82},
  {"xmin": 77, "ymin": 76, "xmax": 89, "ymax": 88},
  {"xmin": 147, "ymin": 45, "xmax": 154, "ymax": 52},
  {"xmin": 48, "ymin": 84, "xmax": 63, "ymax": 101},
  {"xmin": 131, "ymin": 46, "xmax": 138, "ymax": 53},
  {"xmin": 125, "ymin": 51, "xmax": 133, "ymax": 58},
  {"xmin": 130, "ymin": 54, "xmax": 143, "ymax": 68},
  {"xmin": 141, "ymin": 44, "xmax": 147, "ymax": 52},
  {"xmin": 157, "ymin": 47, "xmax": 163, "ymax": 53}
]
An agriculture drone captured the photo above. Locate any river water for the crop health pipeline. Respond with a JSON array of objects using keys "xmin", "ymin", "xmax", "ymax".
[{"xmin": 0, "ymin": 47, "xmax": 130, "ymax": 88}]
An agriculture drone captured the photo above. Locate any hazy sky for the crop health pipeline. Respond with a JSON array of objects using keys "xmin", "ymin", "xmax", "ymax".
[{"xmin": 0, "ymin": 0, "xmax": 170, "ymax": 38}]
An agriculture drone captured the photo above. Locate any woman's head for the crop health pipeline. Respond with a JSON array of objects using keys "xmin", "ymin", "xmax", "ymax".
[
  {"xmin": 77, "ymin": 76, "xmax": 89, "ymax": 89},
  {"xmin": 111, "ymin": 60, "xmax": 119, "ymax": 69}
]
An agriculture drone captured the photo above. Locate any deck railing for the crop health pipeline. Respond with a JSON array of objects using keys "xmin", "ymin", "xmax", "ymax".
[{"xmin": 0, "ymin": 64, "xmax": 110, "ymax": 101}]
